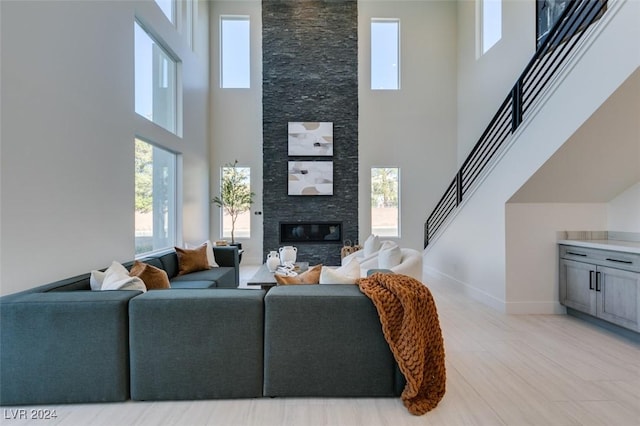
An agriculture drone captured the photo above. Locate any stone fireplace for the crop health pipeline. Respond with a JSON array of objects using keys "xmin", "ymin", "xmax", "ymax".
[{"xmin": 262, "ymin": 0, "xmax": 359, "ymax": 266}]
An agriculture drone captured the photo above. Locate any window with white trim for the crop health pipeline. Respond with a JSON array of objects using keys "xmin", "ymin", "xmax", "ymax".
[
  {"xmin": 220, "ymin": 16, "xmax": 250, "ymax": 89},
  {"xmin": 135, "ymin": 138, "xmax": 177, "ymax": 255},
  {"xmin": 371, "ymin": 167, "xmax": 400, "ymax": 237},
  {"xmin": 134, "ymin": 21, "xmax": 178, "ymax": 134},
  {"xmin": 219, "ymin": 165, "xmax": 252, "ymax": 240},
  {"xmin": 371, "ymin": 19, "xmax": 400, "ymax": 90},
  {"xmin": 155, "ymin": 0, "xmax": 175, "ymax": 25},
  {"xmin": 479, "ymin": 0, "xmax": 502, "ymax": 55}
]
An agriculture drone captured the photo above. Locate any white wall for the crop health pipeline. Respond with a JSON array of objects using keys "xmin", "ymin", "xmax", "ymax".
[
  {"xmin": 424, "ymin": 0, "xmax": 640, "ymax": 313},
  {"xmin": 0, "ymin": 1, "xmax": 210, "ymax": 295},
  {"xmin": 456, "ymin": 0, "xmax": 534, "ymax": 165},
  {"xmin": 209, "ymin": 1, "xmax": 263, "ymax": 265},
  {"xmin": 505, "ymin": 203, "xmax": 607, "ymax": 314},
  {"xmin": 358, "ymin": 0, "xmax": 457, "ymax": 250},
  {"xmin": 608, "ymin": 182, "xmax": 640, "ymax": 232}
]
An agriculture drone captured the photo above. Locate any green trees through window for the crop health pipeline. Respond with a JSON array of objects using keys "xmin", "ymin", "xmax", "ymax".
[
  {"xmin": 135, "ymin": 138, "xmax": 177, "ymax": 254},
  {"xmin": 371, "ymin": 167, "xmax": 399, "ymax": 237}
]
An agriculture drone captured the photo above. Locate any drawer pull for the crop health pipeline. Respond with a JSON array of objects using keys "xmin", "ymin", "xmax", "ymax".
[
  {"xmin": 566, "ymin": 251, "xmax": 587, "ymax": 257},
  {"xmin": 605, "ymin": 258, "xmax": 633, "ymax": 264}
]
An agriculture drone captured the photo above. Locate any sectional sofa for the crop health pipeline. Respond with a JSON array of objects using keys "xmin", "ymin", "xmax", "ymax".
[{"xmin": 0, "ymin": 249, "xmax": 403, "ymax": 406}]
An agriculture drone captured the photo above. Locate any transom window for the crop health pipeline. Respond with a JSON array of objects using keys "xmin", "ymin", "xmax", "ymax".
[
  {"xmin": 371, "ymin": 19, "xmax": 400, "ymax": 90},
  {"xmin": 134, "ymin": 21, "xmax": 178, "ymax": 134},
  {"xmin": 220, "ymin": 16, "xmax": 251, "ymax": 89},
  {"xmin": 479, "ymin": 0, "xmax": 502, "ymax": 55},
  {"xmin": 155, "ymin": 0, "xmax": 175, "ymax": 25}
]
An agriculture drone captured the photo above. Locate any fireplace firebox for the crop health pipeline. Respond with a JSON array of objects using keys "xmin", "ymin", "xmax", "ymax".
[{"xmin": 279, "ymin": 222, "xmax": 342, "ymax": 244}]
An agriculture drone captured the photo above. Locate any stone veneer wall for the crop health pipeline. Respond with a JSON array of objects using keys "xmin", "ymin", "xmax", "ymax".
[{"xmin": 262, "ymin": 0, "xmax": 358, "ymax": 266}]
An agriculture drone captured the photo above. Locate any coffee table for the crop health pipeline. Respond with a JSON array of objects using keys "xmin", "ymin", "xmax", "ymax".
[{"xmin": 246, "ymin": 262, "xmax": 309, "ymax": 291}]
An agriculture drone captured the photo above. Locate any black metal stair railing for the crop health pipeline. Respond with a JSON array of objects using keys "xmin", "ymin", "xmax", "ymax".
[{"xmin": 424, "ymin": 0, "xmax": 608, "ymax": 248}]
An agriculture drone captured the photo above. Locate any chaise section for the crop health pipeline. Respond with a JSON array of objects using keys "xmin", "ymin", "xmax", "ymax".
[
  {"xmin": 0, "ymin": 289, "xmax": 137, "ymax": 405},
  {"xmin": 129, "ymin": 289, "xmax": 265, "ymax": 401},
  {"xmin": 263, "ymin": 285, "xmax": 404, "ymax": 397}
]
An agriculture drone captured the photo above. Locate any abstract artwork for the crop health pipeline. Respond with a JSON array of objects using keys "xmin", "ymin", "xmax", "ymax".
[
  {"xmin": 288, "ymin": 161, "xmax": 333, "ymax": 196},
  {"xmin": 288, "ymin": 122, "xmax": 333, "ymax": 156}
]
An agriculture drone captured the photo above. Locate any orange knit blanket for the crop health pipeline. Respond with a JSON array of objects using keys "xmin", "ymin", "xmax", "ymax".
[{"xmin": 358, "ymin": 273, "xmax": 446, "ymax": 415}]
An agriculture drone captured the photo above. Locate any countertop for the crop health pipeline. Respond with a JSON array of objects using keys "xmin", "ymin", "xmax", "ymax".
[{"xmin": 559, "ymin": 239, "xmax": 640, "ymax": 255}]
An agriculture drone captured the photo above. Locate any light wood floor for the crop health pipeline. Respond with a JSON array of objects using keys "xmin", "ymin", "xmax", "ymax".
[{"xmin": 3, "ymin": 266, "xmax": 639, "ymax": 426}]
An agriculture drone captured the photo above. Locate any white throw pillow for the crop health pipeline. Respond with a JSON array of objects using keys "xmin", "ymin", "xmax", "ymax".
[
  {"xmin": 378, "ymin": 245, "xmax": 402, "ymax": 269},
  {"xmin": 92, "ymin": 261, "xmax": 146, "ymax": 292},
  {"xmin": 186, "ymin": 240, "xmax": 219, "ymax": 267},
  {"xmin": 363, "ymin": 234, "xmax": 381, "ymax": 256},
  {"xmin": 90, "ymin": 270, "xmax": 105, "ymax": 291},
  {"xmin": 320, "ymin": 259, "xmax": 361, "ymax": 284}
]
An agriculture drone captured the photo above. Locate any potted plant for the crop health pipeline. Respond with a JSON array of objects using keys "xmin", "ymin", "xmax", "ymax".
[{"xmin": 212, "ymin": 160, "xmax": 255, "ymax": 257}]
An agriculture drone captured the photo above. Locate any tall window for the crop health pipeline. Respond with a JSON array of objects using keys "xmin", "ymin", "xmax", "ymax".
[
  {"xmin": 220, "ymin": 165, "xmax": 252, "ymax": 240},
  {"xmin": 135, "ymin": 138, "xmax": 177, "ymax": 255},
  {"xmin": 155, "ymin": 0, "xmax": 175, "ymax": 24},
  {"xmin": 479, "ymin": 0, "xmax": 502, "ymax": 55},
  {"xmin": 220, "ymin": 16, "xmax": 250, "ymax": 89},
  {"xmin": 371, "ymin": 19, "xmax": 400, "ymax": 90},
  {"xmin": 135, "ymin": 21, "xmax": 178, "ymax": 134},
  {"xmin": 371, "ymin": 168, "xmax": 399, "ymax": 237}
]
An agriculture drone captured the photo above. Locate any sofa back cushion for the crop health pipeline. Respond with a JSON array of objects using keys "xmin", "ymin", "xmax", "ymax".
[
  {"xmin": 158, "ymin": 252, "xmax": 179, "ymax": 278},
  {"xmin": 46, "ymin": 274, "xmax": 92, "ymax": 292},
  {"xmin": 137, "ymin": 257, "xmax": 163, "ymax": 271}
]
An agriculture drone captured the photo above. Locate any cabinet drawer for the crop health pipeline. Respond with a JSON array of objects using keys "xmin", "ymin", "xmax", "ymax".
[{"xmin": 560, "ymin": 245, "xmax": 640, "ymax": 272}]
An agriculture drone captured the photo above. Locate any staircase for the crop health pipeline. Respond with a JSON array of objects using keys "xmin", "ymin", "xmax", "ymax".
[{"xmin": 423, "ymin": 0, "xmax": 640, "ymax": 313}]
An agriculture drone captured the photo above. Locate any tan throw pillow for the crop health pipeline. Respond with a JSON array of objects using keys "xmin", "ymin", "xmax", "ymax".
[
  {"xmin": 275, "ymin": 264, "xmax": 322, "ymax": 285},
  {"xmin": 175, "ymin": 244, "xmax": 210, "ymax": 275},
  {"xmin": 129, "ymin": 261, "xmax": 171, "ymax": 290}
]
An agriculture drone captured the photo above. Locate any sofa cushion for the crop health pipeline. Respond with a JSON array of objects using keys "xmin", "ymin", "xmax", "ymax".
[
  {"xmin": 130, "ymin": 261, "xmax": 171, "ymax": 290},
  {"xmin": 169, "ymin": 267, "xmax": 232, "ymax": 284},
  {"xmin": 129, "ymin": 289, "xmax": 266, "ymax": 400},
  {"xmin": 0, "ymin": 290, "xmax": 136, "ymax": 405},
  {"xmin": 175, "ymin": 245, "xmax": 210, "ymax": 276},
  {"xmin": 168, "ymin": 280, "xmax": 216, "ymax": 289},
  {"xmin": 274, "ymin": 264, "xmax": 322, "ymax": 285},
  {"xmin": 158, "ymin": 252, "xmax": 179, "ymax": 278},
  {"xmin": 263, "ymin": 285, "xmax": 401, "ymax": 397},
  {"xmin": 44, "ymin": 274, "xmax": 92, "ymax": 292},
  {"xmin": 136, "ymin": 257, "xmax": 163, "ymax": 271}
]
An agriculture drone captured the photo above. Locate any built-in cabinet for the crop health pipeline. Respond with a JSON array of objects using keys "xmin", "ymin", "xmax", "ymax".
[{"xmin": 559, "ymin": 244, "xmax": 640, "ymax": 333}]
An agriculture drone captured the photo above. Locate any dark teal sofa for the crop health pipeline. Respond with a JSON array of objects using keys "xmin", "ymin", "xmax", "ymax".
[
  {"xmin": 0, "ymin": 246, "xmax": 240, "ymax": 405},
  {"xmin": 1, "ymin": 256, "xmax": 403, "ymax": 406}
]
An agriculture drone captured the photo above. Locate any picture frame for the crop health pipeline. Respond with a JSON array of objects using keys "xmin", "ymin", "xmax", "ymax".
[
  {"xmin": 288, "ymin": 122, "xmax": 333, "ymax": 156},
  {"xmin": 288, "ymin": 161, "xmax": 333, "ymax": 196}
]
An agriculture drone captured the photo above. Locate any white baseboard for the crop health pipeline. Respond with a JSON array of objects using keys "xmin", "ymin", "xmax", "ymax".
[
  {"xmin": 504, "ymin": 301, "xmax": 567, "ymax": 315},
  {"xmin": 424, "ymin": 266, "xmax": 507, "ymax": 313},
  {"xmin": 424, "ymin": 266, "xmax": 567, "ymax": 315}
]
